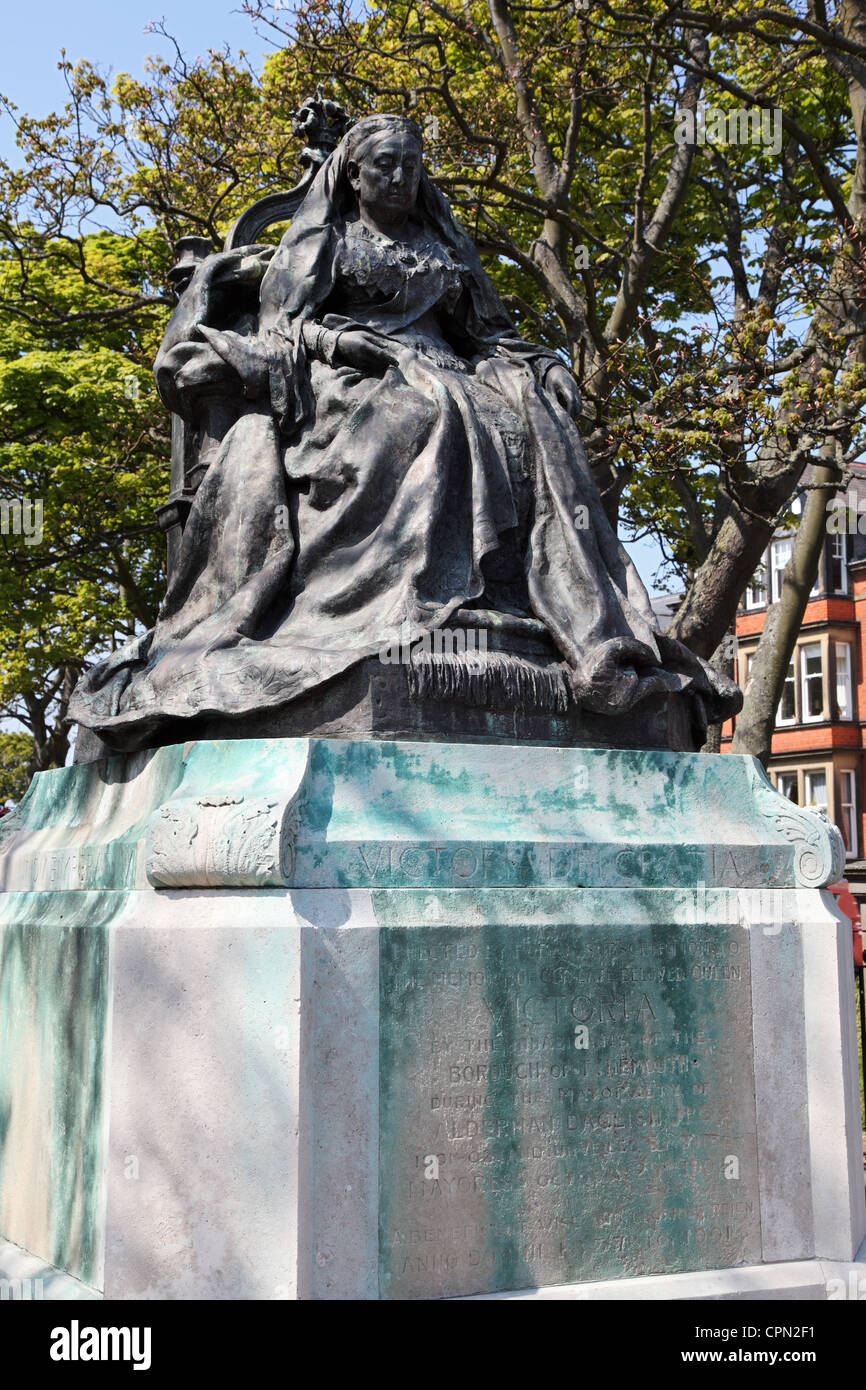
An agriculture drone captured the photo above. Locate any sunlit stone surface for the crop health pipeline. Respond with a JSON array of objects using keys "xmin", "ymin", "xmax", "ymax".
[{"xmin": 0, "ymin": 738, "xmax": 862, "ymax": 1299}]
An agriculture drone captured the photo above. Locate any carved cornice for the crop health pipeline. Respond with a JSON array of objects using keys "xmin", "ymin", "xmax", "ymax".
[
  {"xmin": 749, "ymin": 762, "xmax": 845, "ymax": 888},
  {"xmin": 146, "ymin": 794, "xmax": 295, "ymax": 889}
]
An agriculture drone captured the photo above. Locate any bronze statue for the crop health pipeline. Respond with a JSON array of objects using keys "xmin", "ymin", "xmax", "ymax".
[{"xmin": 69, "ymin": 113, "xmax": 739, "ymax": 752}]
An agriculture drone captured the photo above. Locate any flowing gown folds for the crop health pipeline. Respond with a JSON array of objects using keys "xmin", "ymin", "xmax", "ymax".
[{"xmin": 69, "ymin": 218, "xmax": 737, "ymax": 745}]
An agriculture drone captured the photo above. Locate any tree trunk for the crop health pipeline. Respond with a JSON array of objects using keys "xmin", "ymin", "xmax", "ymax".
[
  {"xmin": 730, "ymin": 460, "xmax": 838, "ymax": 766},
  {"xmin": 22, "ymin": 663, "xmax": 79, "ymax": 775},
  {"xmin": 700, "ymin": 629, "xmax": 736, "ymax": 753}
]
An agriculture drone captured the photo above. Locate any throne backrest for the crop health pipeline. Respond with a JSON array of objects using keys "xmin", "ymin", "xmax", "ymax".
[
  {"xmin": 157, "ymin": 99, "xmax": 355, "ymax": 575},
  {"xmin": 170, "ymin": 97, "xmax": 354, "ymax": 292}
]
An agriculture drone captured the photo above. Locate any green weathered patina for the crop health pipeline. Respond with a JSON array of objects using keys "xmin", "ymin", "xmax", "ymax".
[
  {"xmin": 0, "ymin": 738, "xmax": 844, "ymax": 894},
  {"xmin": 0, "ymin": 737, "xmax": 844, "ymax": 1298},
  {"xmin": 377, "ymin": 908, "xmax": 760, "ymax": 1299},
  {"xmin": 0, "ymin": 890, "xmax": 124, "ymax": 1287}
]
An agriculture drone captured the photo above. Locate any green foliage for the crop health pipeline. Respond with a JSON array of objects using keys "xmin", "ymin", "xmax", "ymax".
[
  {"xmin": 0, "ymin": 235, "xmax": 169, "ymax": 760},
  {"xmin": 0, "ymin": 731, "xmax": 32, "ymax": 804},
  {"xmin": 258, "ymin": 0, "xmax": 866, "ymax": 595},
  {"xmin": 0, "ymin": 0, "xmax": 864, "ymax": 751}
]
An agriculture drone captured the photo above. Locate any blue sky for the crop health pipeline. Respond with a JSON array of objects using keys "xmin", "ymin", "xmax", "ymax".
[
  {"xmin": 0, "ymin": 1, "xmax": 271, "ymax": 162},
  {"xmin": 1, "ymin": 0, "xmax": 669, "ymax": 595}
]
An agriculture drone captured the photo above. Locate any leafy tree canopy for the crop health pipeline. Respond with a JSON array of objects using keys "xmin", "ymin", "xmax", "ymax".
[{"xmin": 1, "ymin": 0, "xmax": 866, "ymax": 769}]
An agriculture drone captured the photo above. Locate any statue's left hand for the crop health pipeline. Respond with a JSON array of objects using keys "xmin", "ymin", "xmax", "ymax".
[{"xmin": 544, "ymin": 363, "xmax": 582, "ymax": 418}]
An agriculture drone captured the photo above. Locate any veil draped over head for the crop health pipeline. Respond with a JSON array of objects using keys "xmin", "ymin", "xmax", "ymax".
[{"xmin": 257, "ymin": 114, "xmax": 520, "ymax": 433}]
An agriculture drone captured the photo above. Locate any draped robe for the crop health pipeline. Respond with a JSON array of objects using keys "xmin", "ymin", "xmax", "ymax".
[{"xmin": 69, "ymin": 130, "xmax": 739, "ymax": 747}]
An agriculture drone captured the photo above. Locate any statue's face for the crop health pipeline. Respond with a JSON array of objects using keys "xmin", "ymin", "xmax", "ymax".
[{"xmin": 348, "ymin": 130, "xmax": 423, "ymax": 225}]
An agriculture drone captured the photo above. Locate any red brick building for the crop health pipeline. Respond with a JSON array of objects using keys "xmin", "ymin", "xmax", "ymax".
[{"xmin": 719, "ymin": 512, "xmax": 866, "ymax": 895}]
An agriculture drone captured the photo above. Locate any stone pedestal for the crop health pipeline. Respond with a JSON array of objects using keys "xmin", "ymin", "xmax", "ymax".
[{"xmin": 0, "ymin": 738, "xmax": 863, "ymax": 1299}]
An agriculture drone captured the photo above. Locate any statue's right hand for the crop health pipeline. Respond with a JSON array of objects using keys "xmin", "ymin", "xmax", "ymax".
[
  {"xmin": 196, "ymin": 325, "xmax": 270, "ymax": 398},
  {"xmin": 168, "ymin": 342, "xmax": 240, "ymax": 395},
  {"xmin": 156, "ymin": 341, "xmax": 242, "ymax": 417}
]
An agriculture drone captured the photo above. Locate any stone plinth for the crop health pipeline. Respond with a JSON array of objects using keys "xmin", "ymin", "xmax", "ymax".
[{"xmin": 0, "ymin": 738, "xmax": 863, "ymax": 1299}]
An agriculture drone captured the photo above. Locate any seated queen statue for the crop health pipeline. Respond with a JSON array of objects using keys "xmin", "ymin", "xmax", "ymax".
[{"xmin": 69, "ymin": 113, "xmax": 739, "ymax": 753}]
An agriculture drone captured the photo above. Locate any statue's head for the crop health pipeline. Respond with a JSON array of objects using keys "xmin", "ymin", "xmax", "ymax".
[{"xmin": 345, "ymin": 115, "xmax": 424, "ymax": 228}]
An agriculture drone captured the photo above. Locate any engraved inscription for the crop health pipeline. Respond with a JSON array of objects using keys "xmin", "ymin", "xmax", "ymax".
[
  {"xmin": 299, "ymin": 840, "xmax": 790, "ymax": 889},
  {"xmin": 379, "ymin": 922, "xmax": 761, "ymax": 1299},
  {"xmin": 0, "ymin": 841, "xmax": 139, "ymax": 893}
]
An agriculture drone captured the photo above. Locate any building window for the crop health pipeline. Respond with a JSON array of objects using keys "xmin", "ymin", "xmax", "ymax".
[
  {"xmin": 839, "ymin": 769, "xmax": 858, "ymax": 859},
  {"xmin": 745, "ymin": 563, "xmax": 767, "ymax": 610},
  {"xmin": 776, "ymin": 771, "xmax": 799, "ymax": 803},
  {"xmin": 776, "ymin": 656, "xmax": 796, "ymax": 725},
  {"xmin": 800, "ymin": 642, "xmax": 824, "ymax": 721},
  {"xmin": 804, "ymin": 769, "xmax": 827, "ymax": 814},
  {"xmin": 771, "ymin": 538, "xmax": 792, "ymax": 602},
  {"xmin": 831, "ymin": 533, "xmax": 848, "ymax": 594},
  {"xmin": 835, "ymin": 641, "xmax": 853, "ymax": 720}
]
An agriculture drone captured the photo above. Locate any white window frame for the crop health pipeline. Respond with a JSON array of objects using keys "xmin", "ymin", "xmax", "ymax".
[
  {"xmin": 835, "ymin": 641, "xmax": 853, "ymax": 721},
  {"xmin": 776, "ymin": 655, "xmax": 797, "ymax": 726},
  {"xmin": 771, "ymin": 538, "xmax": 792, "ymax": 603},
  {"xmin": 804, "ymin": 768, "xmax": 828, "ymax": 814},
  {"xmin": 831, "ymin": 532, "xmax": 848, "ymax": 595},
  {"xmin": 800, "ymin": 641, "xmax": 824, "ymax": 722},
  {"xmin": 776, "ymin": 771, "xmax": 799, "ymax": 803},
  {"xmin": 839, "ymin": 769, "xmax": 858, "ymax": 859},
  {"xmin": 745, "ymin": 561, "xmax": 768, "ymax": 610}
]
